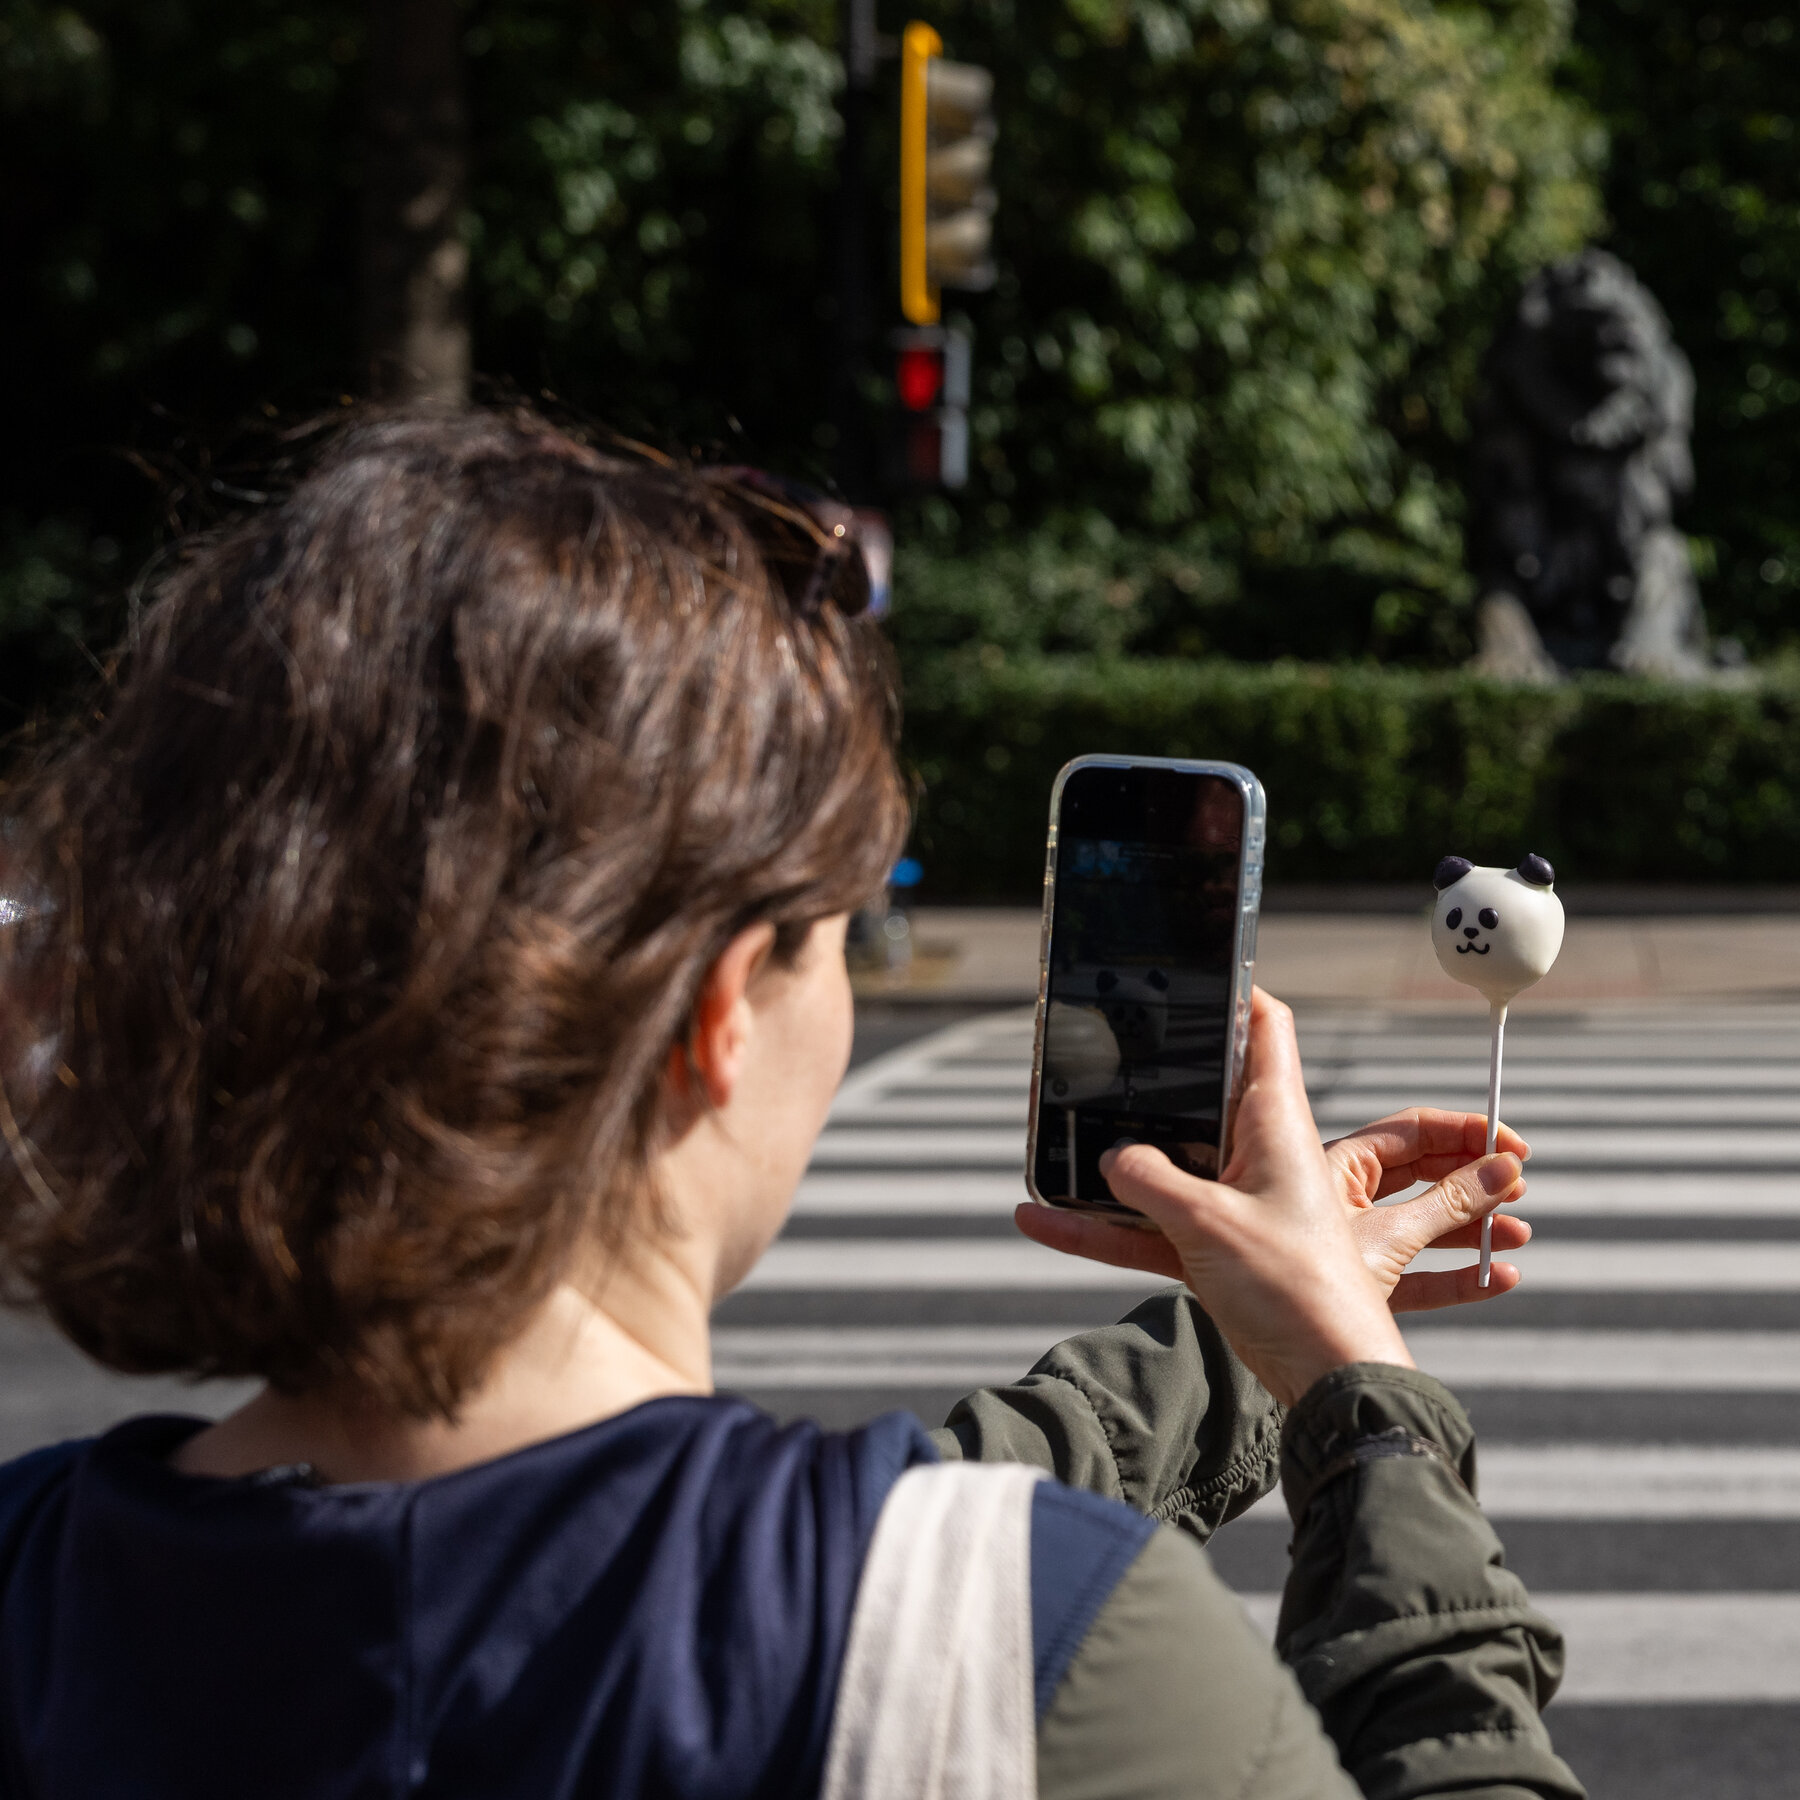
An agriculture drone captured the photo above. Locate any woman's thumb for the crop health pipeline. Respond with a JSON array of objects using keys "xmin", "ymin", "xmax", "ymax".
[
  {"xmin": 1097, "ymin": 1141, "xmax": 1224, "ymax": 1237},
  {"xmin": 1393, "ymin": 1153, "xmax": 1525, "ymax": 1256}
]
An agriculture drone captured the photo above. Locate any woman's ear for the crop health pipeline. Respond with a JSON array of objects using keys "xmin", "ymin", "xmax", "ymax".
[{"xmin": 671, "ymin": 922, "xmax": 777, "ymax": 1110}]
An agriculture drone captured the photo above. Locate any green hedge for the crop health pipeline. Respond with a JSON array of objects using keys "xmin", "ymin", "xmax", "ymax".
[{"xmin": 901, "ymin": 658, "xmax": 1800, "ymax": 897}]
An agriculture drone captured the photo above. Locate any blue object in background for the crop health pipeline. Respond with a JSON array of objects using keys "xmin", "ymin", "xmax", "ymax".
[{"xmin": 890, "ymin": 857, "xmax": 924, "ymax": 890}]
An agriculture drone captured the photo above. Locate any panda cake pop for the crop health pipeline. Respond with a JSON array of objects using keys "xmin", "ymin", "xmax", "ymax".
[{"xmin": 1431, "ymin": 854, "xmax": 1565, "ymax": 1285}]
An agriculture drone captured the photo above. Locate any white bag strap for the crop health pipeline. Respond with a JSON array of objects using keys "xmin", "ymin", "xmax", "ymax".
[{"xmin": 820, "ymin": 1461, "xmax": 1046, "ymax": 1800}]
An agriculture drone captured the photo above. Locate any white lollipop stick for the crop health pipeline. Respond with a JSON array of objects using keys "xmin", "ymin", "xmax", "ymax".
[
  {"xmin": 1041, "ymin": 1002, "xmax": 1121, "ymax": 1199},
  {"xmin": 1480, "ymin": 1000, "xmax": 1506, "ymax": 1287}
]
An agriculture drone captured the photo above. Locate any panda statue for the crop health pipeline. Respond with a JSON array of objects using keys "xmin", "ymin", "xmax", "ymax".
[{"xmin": 1430, "ymin": 854, "xmax": 1565, "ymax": 1007}]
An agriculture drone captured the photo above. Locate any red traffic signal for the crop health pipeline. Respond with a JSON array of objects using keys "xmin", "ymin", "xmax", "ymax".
[
  {"xmin": 896, "ymin": 344, "xmax": 945, "ymax": 412},
  {"xmin": 890, "ymin": 326, "xmax": 970, "ymax": 489}
]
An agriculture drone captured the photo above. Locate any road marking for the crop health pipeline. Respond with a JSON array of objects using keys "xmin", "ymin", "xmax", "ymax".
[
  {"xmin": 714, "ymin": 1324, "xmax": 1084, "ymax": 1388},
  {"xmin": 745, "ymin": 1237, "xmax": 1800, "ymax": 1291},
  {"xmin": 1236, "ymin": 1445, "xmax": 1800, "ymax": 1519},
  {"xmin": 1405, "ymin": 1328, "xmax": 1800, "ymax": 1389},
  {"xmin": 808, "ymin": 1124, "xmax": 1800, "ymax": 1169},
  {"xmin": 1233, "ymin": 1592, "xmax": 1800, "ymax": 1702},
  {"xmin": 834, "ymin": 1093, "xmax": 1800, "ymax": 1128},
  {"xmin": 711, "ymin": 1325, "xmax": 1800, "ymax": 1393},
  {"xmin": 790, "ymin": 1170, "xmax": 1800, "ymax": 1219},
  {"xmin": 1314, "ymin": 1095, "xmax": 1800, "ymax": 1128},
  {"xmin": 833, "ymin": 1097, "xmax": 1030, "ymax": 1126},
  {"xmin": 1316, "ymin": 1062, "xmax": 1800, "ymax": 1092},
  {"xmin": 794, "ymin": 1173, "xmax": 1027, "ymax": 1215},
  {"xmin": 1410, "ymin": 1242, "xmax": 1800, "ymax": 1288},
  {"xmin": 743, "ymin": 1239, "xmax": 1169, "ymax": 1291},
  {"xmin": 1465, "ymin": 1174, "xmax": 1800, "ymax": 1217}
]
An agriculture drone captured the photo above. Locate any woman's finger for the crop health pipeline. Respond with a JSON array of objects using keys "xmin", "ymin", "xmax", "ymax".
[
  {"xmin": 1368, "ymin": 1154, "xmax": 1525, "ymax": 1258},
  {"xmin": 1424, "ymin": 1212, "xmax": 1532, "ymax": 1252},
  {"xmin": 1327, "ymin": 1108, "xmax": 1531, "ymax": 1168},
  {"xmin": 1012, "ymin": 1202, "xmax": 1186, "ymax": 1280},
  {"xmin": 1326, "ymin": 1109, "xmax": 1531, "ymax": 1202},
  {"xmin": 1390, "ymin": 1259, "xmax": 1523, "ymax": 1312},
  {"xmin": 1218, "ymin": 990, "xmax": 1329, "ymax": 1190}
]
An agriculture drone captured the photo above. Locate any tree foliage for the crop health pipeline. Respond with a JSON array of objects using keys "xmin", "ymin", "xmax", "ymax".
[
  {"xmin": 1566, "ymin": 0, "xmax": 1800, "ymax": 656},
  {"xmin": 890, "ymin": 0, "xmax": 1604, "ymax": 665},
  {"xmin": 933, "ymin": 0, "xmax": 1598, "ymax": 538},
  {"xmin": 0, "ymin": 0, "xmax": 1605, "ymax": 726}
]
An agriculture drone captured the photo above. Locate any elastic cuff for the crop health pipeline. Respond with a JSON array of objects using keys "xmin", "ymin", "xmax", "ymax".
[{"xmin": 1280, "ymin": 1363, "xmax": 1477, "ymax": 1521}]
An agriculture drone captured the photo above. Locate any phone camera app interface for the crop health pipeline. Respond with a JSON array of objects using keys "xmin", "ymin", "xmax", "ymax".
[{"xmin": 1035, "ymin": 767, "xmax": 1244, "ymax": 1207}]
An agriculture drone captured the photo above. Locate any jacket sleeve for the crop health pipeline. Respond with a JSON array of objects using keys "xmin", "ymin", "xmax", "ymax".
[
  {"xmin": 926, "ymin": 1285, "xmax": 1283, "ymax": 1541},
  {"xmin": 934, "ymin": 1307, "xmax": 1584, "ymax": 1799},
  {"xmin": 1274, "ymin": 1363, "xmax": 1584, "ymax": 1799}
]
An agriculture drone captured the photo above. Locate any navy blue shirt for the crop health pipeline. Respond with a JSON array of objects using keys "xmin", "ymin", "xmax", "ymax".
[{"xmin": 0, "ymin": 1397, "xmax": 1152, "ymax": 1799}]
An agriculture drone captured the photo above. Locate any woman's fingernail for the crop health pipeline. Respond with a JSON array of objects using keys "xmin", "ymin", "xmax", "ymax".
[{"xmin": 1480, "ymin": 1153, "xmax": 1522, "ymax": 1195}]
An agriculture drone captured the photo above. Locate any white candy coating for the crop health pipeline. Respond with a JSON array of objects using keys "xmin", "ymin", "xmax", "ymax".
[
  {"xmin": 1040, "ymin": 1001, "xmax": 1121, "ymax": 1103},
  {"xmin": 1431, "ymin": 864, "xmax": 1565, "ymax": 1006}
]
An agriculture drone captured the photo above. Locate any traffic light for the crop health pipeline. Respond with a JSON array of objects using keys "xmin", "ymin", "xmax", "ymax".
[
  {"xmin": 899, "ymin": 22, "xmax": 997, "ymax": 328},
  {"xmin": 890, "ymin": 324, "xmax": 970, "ymax": 489}
]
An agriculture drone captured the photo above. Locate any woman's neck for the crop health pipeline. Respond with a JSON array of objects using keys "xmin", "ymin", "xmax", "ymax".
[
  {"xmin": 173, "ymin": 1269, "xmax": 714, "ymax": 1485},
  {"xmin": 172, "ymin": 1060, "xmax": 803, "ymax": 1486}
]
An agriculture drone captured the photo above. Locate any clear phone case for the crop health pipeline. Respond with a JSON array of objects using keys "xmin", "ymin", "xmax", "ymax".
[{"xmin": 1025, "ymin": 755, "xmax": 1267, "ymax": 1216}]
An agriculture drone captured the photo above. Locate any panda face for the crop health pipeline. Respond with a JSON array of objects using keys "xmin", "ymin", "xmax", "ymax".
[
  {"xmin": 1430, "ymin": 856, "xmax": 1565, "ymax": 1005},
  {"xmin": 1093, "ymin": 967, "xmax": 1170, "ymax": 1060}
]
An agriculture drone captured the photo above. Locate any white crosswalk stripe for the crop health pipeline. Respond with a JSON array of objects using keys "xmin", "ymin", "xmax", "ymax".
[
  {"xmin": 719, "ymin": 999, "xmax": 1800, "ymax": 1787},
  {"xmin": 791, "ymin": 1168, "xmax": 1800, "ymax": 1217},
  {"xmin": 809, "ymin": 1122, "xmax": 1800, "ymax": 1168},
  {"xmin": 1235, "ymin": 1445, "xmax": 1800, "ymax": 1519},
  {"xmin": 715, "ymin": 1325, "xmax": 1800, "ymax": 1393},
  {"xmin": 1234, "ymin": 1593, "xmax": 1800, "ymax": 1702},
  {"xmin": 745, "ymin": 1236, "xmax": 1800, "ymax": 1290}
]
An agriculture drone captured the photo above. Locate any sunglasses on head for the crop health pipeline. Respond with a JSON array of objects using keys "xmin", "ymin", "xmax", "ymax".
[{"xmin": 702, "ymin": 467, "xmax": 891, "ymax": 619}]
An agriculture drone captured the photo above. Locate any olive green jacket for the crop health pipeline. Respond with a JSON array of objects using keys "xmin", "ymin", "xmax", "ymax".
[{"xmin": 929, "ymin": 1288, "xmax": 1585, "ymax": 1800}]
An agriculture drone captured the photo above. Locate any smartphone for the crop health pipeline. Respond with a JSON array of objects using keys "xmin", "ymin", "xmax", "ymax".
[{"xmin": 1026, "ymin": 756, "xmax": 1266, "ymax": 1216}]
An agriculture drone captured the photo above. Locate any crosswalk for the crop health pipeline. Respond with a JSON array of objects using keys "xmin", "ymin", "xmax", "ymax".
[{"xmin": 714, "ymin": 1002, "xmax": 1800, "ymax": 1800}]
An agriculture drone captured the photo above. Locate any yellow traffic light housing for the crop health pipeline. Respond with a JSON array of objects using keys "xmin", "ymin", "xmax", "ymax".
[{"xmin": 899, "ymin": 22, "xmax": 996, "ymax": 327}]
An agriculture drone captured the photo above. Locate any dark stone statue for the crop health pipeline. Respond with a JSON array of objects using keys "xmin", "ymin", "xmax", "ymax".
[{"xmin": 1468, "ymin": 249, "xmax": 1710, "ymax": 680}]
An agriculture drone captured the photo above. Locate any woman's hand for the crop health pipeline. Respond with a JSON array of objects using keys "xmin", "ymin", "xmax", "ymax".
[
  {"xmin": 1014, "ymin": 989, "xmax": 1416, "ymax": 1406},
  {"xmin": 1326, "ymin": 1110, "xmax": 1531, "ymax": 1310}
]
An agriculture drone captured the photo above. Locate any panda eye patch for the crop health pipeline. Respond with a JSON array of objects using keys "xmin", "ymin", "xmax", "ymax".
[
  {"xmin": 1445, "ymin": 907, "xmax": 1462, "ymax": 929},
  {"xmin": 1478, "ymin": 907, "xmax": 1500, "ymax": 929}
]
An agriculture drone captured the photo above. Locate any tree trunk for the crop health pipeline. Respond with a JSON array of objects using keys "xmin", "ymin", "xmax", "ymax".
[{"xmin": 361, "ymin": 0, "xmax": 470, "ymax": 407}]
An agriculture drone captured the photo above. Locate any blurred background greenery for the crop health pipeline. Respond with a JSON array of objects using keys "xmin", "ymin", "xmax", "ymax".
[{"xmin": 2, "ymin": 0, "xmax": 1797, "ymax": 883}]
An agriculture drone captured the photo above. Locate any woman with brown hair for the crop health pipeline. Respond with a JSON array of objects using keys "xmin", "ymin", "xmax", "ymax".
[{"xmin": 0, "ymin": 411, "xmax": 1579, "ymax": 1799}]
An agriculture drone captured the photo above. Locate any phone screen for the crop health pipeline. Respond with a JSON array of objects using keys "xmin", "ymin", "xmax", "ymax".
[{"xmin": 1032, "ymin": 764, "xmax": 1246, "ymax": 1207}]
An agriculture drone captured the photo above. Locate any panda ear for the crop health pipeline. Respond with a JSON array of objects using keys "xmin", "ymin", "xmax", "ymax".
[
  {"xmin": 1095, "ymin": 970, "xmax": 1117, "ymax": 994},
  {"xmin": 1433, "ymin": 855, "xmax": 1473, "ymax": 891},
  {"xmin": 1146, "ymin": 968, "xmax": 1170, "ymax": 992},
  {"xmin": 1516, "ymin": 853, "xmax": 1556, "ymax": 887}
]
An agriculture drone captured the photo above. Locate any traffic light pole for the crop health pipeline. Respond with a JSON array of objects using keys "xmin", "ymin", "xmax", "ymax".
[{"xmin": 831, "ymin": 0, "xmax": 879, "ymax": 501}]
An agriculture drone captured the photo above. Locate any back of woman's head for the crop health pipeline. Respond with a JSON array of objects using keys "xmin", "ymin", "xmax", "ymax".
[{"xmin": 0, "ymin": 410, "xmax": 906, "ymax": 1415}]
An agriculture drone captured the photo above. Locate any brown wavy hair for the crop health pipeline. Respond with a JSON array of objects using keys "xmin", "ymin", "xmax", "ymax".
[{"xmin": 0, "ymin": 411, "xmax": 907, "ymax": 1416}]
